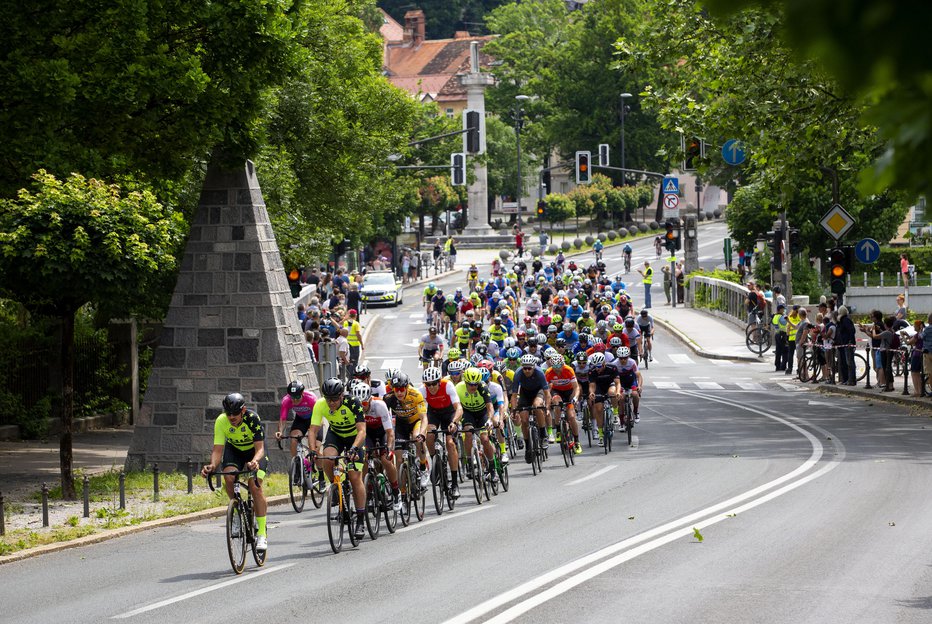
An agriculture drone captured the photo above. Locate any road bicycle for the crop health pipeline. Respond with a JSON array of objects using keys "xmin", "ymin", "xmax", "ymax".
[
  {"xmin": 278, "ymin": 436, "xmax": 325, "ymax": 513},
  {"xmin": 578, "ymin": 396, "xmax": 593, "ymax": 448},
  {"xmin": 639, "ymin": 333, "xmax": 652, "ymax": 370},
  {"xmin": 554, "ymin": 401, "xmax": 576, "ymax": 468},
  {"xmin": 623, "ymin": 252, "xmax": 632, "ymax": 274},
  {"xmin": 620, "ymin": 388, "xmax": 636, "ymax": 447},
  {"xmin": 315, "ymin": 454, "xmax": 362, "ymax": 554},
  {"xmin": 593, "ymin": 394, "xmax": 615, "ymax": 453},
  {"xmin": 501, "ymin": 412, "xmax": 519, "ymax": 460},
  {"xmin": 206, "ymin": 470, "xmax": 266, "ymax": 574},
  {"xmin": 595, "ymin": 248, "xmax": 603, "ymax": 263},
  {"xmin": 428, "ymin": 428, "xmax": 458, "ymax": 516},
  {"xmin": 363, "ymin": 446, "xmax": 398, "ymax": 540},
  {"xmin": 462, "ymin": 424, "xmax": 493, "ymax": 503},
  {"xmin": 746, "ymin": 321, "xmax": 772, "ymax": 355},
  {"xmin": 394, "ymin": 438, "xmax": 426, "ymax": 526}
]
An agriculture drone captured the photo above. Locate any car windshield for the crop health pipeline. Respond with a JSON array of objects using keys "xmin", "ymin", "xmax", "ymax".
[{"xmin": 364, "ymin": 274, "xmax": 395, "ymax": 287}]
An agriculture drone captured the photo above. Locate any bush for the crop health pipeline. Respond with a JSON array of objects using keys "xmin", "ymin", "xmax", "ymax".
[
  {"xmin": 617, "ymin": 228, "xmax": 628, "ymax": 237},
  {"xmin": 686, "ymin": 268, "xmax": 742, "ymax": 285},
  {"xmin": 561, "ymin": 241, "xmax": 571, "ymax": 251},
  {"xmin": 607, "ymin": 230, "xmax": 618, "ymax": 240},
  {"xmin": 585, "ymin": 235, "xmax": 594, "ymax": 245},
  {"xmin": 638, "ymin": 224, "xmax": 649, "ymax": 233},
  {"xmin": 649, "ymin": 221, "xmax": 659, "ymax": 230},
  {"xmin": 573, "ymin": 238, "xmax": 584, "ymax": 249},
  {"xmin": 597, "ymin": 233, "xmax": 607, "ymax": 242}
]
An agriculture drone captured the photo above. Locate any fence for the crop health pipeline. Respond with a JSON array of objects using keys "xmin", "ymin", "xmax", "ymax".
[{"xmin": 685, "ymin": 275, "xmax": 772, "ymax": 329}]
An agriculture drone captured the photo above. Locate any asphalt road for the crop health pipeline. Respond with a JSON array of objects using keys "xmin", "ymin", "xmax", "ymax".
[{"xmin": 2, "ymin": 224, "xmax": 931, "ymax": 623}]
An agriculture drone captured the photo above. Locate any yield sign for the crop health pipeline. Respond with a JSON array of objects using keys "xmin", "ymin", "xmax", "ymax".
[{"xmin": 663, "ymin": 194, "xmax": 679, "ymax": 209}]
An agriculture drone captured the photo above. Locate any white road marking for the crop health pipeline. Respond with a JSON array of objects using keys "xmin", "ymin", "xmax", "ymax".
[
  {"xmin": 381, "ymin": 359, "xmax": 403, "ymax": 370},
  {"xmin": 652, "ymin": 381, "xmax": 680, "ymax": 389},
  {"xmin": 396, "ymin": 504, "xmax": 495, "ymax": 534},
  {"xmin": 777, "ymin": 382, "xmax": 808, "ymax": 392},
  {"xmin": 409, "ymin": 313, "xmax": 422, "ymax": 319},
  {"xmin": 112, "ymin": 564, "xmax": 296, "ymax": 619},
  {"xmin": 694, "ymin": 381, "xmax": 724, "ymax": 390},
  {"xmin": 383, "ymin": 314, "xmax": 398, "ymax": 319},
  {"xmin": 736, "ymin": 382, "xmax": 765, "ymax": 391},
  {"xmin": 669, "ymin": 353, "xmax": 694, "ymax": 364},
  {"xmin": 444, "ymin": 391, "xmax": 844, "ymax": 624},
  {"xmin": 565, "ymin": 465, "xmax": 617, "ymax": 487}
]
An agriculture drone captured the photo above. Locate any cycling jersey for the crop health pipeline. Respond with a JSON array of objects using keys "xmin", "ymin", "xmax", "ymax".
[
  {"xmin": 545, "ymin": 365, "xmax": 576, "ymax": 391},
  {"xmin": 573, "ymin": 361, "xmax": 590, "ymax": 383},
  {"xmin": 420, "ymin": 333, "xmax": 444, "ymax": 352},
  {"xmin": 454, "ymin": 328, "xmax": 472, "ymax": 349},
  {"xmin": 443, "ymin": 300, "xmax": 458, "ymax": 317},
  {"xmin": 418, "ymin": 379, "xmax": 460, "ymax": 412},
  {"xmin": 364, "ymin": 398, "xmax": 393, "ymax": 431},
  {"xmin": 369, "ymin": 379, "xmax": 387, "ymax": 399},
  {"xmin": 636, "ymin": 315, "xmax": 654, "ymax": 334},
  {"xmin": 589, "ymin": 365, "xmax": 620, "ymax": 395},
  {"xmin": 511, "ymin": 367, "xmax": 549, "ymax": 400},
  {"xmin": 311, "ymin": 397, "xmax": 365, "ymax": 438},
  {"xmin": 489, "ymin": 324, "xmax": 508, "ymax": 344},
  {"xmin": 424, "ymin": 286, "xmax": 437, "ymax": 299},
  {"xmin": 279, "ymin": 391, "xmax": 317, "ymax": 422},
  {"xmin": 456, "ymin": 381, "xmax": 492, "ymax": 412},
  {"xmin": 213, "ymin": 410, "xmax": 264, "ymax": 451},
  {"xmin": 615, "ymin": 358, "xmax": 640, "ymax": 388},
  {"xmin": 488, "ymin": 382, "xmax": 505, "ymax": 407},
  {"xmin": 623, "ymin": 327, "xmax": 641, "ymax": 347},
  {"xmin": 383, "ymin": 386, "xmax": 427, "ymax": 425}
]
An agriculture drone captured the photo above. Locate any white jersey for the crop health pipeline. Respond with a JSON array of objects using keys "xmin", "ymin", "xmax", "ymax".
[
  {"xmin": 365, "ymin": 398, "xmax": 393, "ymax": 430},
  {"xmin": 488, "ymin": 381, "xmax": 505, "ymax": 407}
]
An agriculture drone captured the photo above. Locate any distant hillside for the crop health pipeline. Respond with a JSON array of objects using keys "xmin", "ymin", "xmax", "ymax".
[{"xmin": 378, "ymin": 0, "xmax": 510, "ymax": 39}]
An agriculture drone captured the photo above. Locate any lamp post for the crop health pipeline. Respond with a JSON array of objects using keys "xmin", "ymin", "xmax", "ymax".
[
  {"xmin": 619, "ymin": 92, "xmax": 632, "ymax": 187},
  {"xmin": 514, "ymin": 94, "xmax": 530, "ymax": 226}
]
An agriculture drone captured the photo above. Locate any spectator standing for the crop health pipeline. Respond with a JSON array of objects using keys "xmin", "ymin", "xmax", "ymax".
[
  {"xmin": 906, "ymin": 319, "xmax": 925, "ymax": 396},
  {"xmin": 661, "ymin": 262, "xmax": 673, "ymax": 305},
  {"xmin": 346, "ymin": 282, "xmax": 361, "ymax": 317},
  {"xmin": 785, "ymin": 305, "xmax": 801, "ymax": 375},
  {"xmin": 401, "ymin": 251, "xmax": 411, "ymax": 284},
  {"xmin": 821, "ymin": 313, "xmax": 836, "ymax": 383},
  {"xmin": 895, "ymin": 293, "xmax": 907, "ymax": 321},
  {"xmin": 342, "ymin": 309, "xmax": 364, "ymax": 367},
  {"xmin": 772, "ymin": 304, "xmax": 788, "ymax": 371},
  {"xmin": 859, "ymin": 310, "xmax": 886, "ymax": 389},
  {"xmin": 637, "ymin": 260, "xmax": 653, "ymax": 308},
  {"xmin": 675, "ymin": 261, "xmax": 685, "ymax": 303},
  {"xmin": 410, "ymin": 249, "xmax": 419, "ymax": 281},
  {"xmin": 794, "ymin": 308, "xmax": 811, "ymax": 377},
  {"xmin": 773, "ymin": 285, "xmax": 786, "ymax": 309},
  {"xmin": 515, "ymin": 227, "xmax": 524, "ymax": 258},
  {"xmin": 335, "ymin": 328, "xmax": 351, "ymax": 381},
  {"xmin": 835, "ymin": 305, "xmax": 857, "ymax": 385},
  {"xmin": 900, "ymin": 253, "xmax": 910, "ymax": 288}
]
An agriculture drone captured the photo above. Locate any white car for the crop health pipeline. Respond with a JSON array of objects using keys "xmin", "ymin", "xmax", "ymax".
[{"xmin": 360, "ymin": 271, "xmax": 404, "ymax": 307}]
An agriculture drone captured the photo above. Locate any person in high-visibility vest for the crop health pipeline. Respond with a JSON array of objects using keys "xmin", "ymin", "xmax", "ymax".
[
  {"xmin": 637, "ymin": 261, "xmax": 653, "ymax": 309},
  {"xmin": 785, "ymin": 305, "xmax": 801, "ymax": 375},
  {"xmin": 343, "ymin": 309, "xmax": 364, "ymax": 367},
  {"xmin": 772, "ymin": 303, "xmax": 789, "ymax": 372}
]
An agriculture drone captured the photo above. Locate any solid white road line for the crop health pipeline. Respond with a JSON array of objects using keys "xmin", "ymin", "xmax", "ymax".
[
  {"xmin": 443, "ymin": 391, "xmax": 844, "ymax": 624},
  {"xmin": 669, "ymin": 353, "xmax": 694, "ymax": 364},
  {"xmin": 565, "ymin": 465, "xmax": 617, "ymax": 487},
  {"xmin": 382, "ymin": 314, "xmax": 398, "ymax": 319},
  {"xmin": 112, "ymin": 564, "xmax": 296, "ymax": 619},
  {"xmin": 396, "ymin": 504, "xmax": 495, "ymax": 534}
]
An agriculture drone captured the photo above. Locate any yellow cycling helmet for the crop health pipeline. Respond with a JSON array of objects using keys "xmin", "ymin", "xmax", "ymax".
[{"xmin": 463, "ymin": 367, "xmax": 483, "ymax": 385}]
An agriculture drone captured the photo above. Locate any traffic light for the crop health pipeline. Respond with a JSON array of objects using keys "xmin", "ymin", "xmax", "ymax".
[
  {"xmin": 770, "ymin": 230, "xmax": 784, "ymax": 271},
  {"xmin": 829, "ymin": 247, "xmax": 847, "ymax": 294},
  {"xmin": 598, "ymin": 143, "xmax": 610, "ymax": 167},
  {"xmin": 663, "ymin": 220, "xmax": 680, "ymax": 252},
  {"xmin": 537, "ymin": 200, "xmax": 546, "ymax": 219},
  {"xmin": 575, "ymin": 151, "xmax": 591, "ymax": 184},
  {"xmin": 682, "ymin": 136, "xmax": 704, "ymax": 171},
  {"xmin": 464, "ymin": 110, "xmax": 481, "ymax": 154},
  {"xmin": 451, "ymin": 152, "xmax": 466, "ymax": 186},
  {"xmin": 287, "ymin": 268, "xmax": 301, "ymax": 298},
  {"xmin": 788, "ymin": 228, "xmax": 801, "ymax": 254}
]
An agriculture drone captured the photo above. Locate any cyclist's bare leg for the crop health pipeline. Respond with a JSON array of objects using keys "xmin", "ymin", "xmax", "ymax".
[
  {"xmin": 446, "ymin": 433, "xmax": 458, "ymax": 472},
  {"xmin": 248, "ymin": 475, "xmax": 267, "ymax": 518}
]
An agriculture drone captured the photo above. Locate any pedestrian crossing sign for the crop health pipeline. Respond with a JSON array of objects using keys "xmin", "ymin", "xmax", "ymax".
[{"xmin": 662, "ymin": 176, "xmax": 679, "ymax": 194}]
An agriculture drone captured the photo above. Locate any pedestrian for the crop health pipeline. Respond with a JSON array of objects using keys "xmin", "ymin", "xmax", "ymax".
[
  {"xmin": 447, "ymin": 237, "xmax": 457, "ymax": 269},
  {"xmin": 785, "ymin": 305, "xmax": 801, "ymax": 375},
  {"xmin": 835, "ymin": 305, "xmax": 857, "ymax": 385},
  {"xmin": 539, "ymin": 230, "xmax": 549, "ymax": 249},
  {"xmin": 346, "ymin": 282, "xmax": 361, "ymax": 317},
  {"xmin": 773, "ymin": 285, "xmax": 786, "ymax": 309},
  {"xmin": 895, "ymin": 293, "xmax": 907, "ymax": 321},
  {"xmin": 772, "ymin": 303, "xmax": 788, "ymax": 371},
  {"xmin": 401, "ymin": 251, "xmax": 411, "ymax": 284},
  {"xmin": 906, "ymin": 318, "xmax": 925, "ymax": 396},
  {"xmin": 515, "ymin": 227, "xmax": 524, "ymax": 258},
  {"xmin": 859, "ymin": 310, "xmax": 886, "ymax": 389},
  {"xmin": 821, "ymin": 312, "xmax": 836, "ymax": 383},
  {"xmin": 335, "ymin": 328, "xmax": 351, "ymax": 381},
  {"xmin": 410, "ymin": 248, "xmax": 419, "ymax": 281},
  {"xmin": 675, "ymin": 261, "xmax": 685, "ymax": 303},
  {"xmin": 900, "ymin": 253, "xmax": 910, "ymax": 288},
  {"xmin": 794, "ymin": 308, "xmax": 811, "ymax": 378},
  {"xmin": 661, "ymin": 262, "xmax": 672, "ymax": 305},
  {"xmin": 637, "ymin": 260, "xmax": 653, "ymax": 308}
]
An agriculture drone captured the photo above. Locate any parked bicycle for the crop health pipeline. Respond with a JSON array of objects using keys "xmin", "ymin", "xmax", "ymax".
[
  {"xmin": 206, "ymin": 470, "xmax": 266, "ymax": 574},
  {"xmin": 746, "ymin": 310, "xmax": 772, "ymax": 355}
]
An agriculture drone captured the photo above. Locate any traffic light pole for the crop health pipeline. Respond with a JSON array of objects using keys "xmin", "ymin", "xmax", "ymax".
[{"xmin": 781, "ymin": 210, "xmax": 791, "ymax": 300}]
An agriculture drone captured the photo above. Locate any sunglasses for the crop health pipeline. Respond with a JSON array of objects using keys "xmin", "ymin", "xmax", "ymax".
[
  {"xmin": 425, "ymin": 381, "xmax": 439, "ymax": 387},
  {"xmin": 393, "ymin": 386, "xmax": 407, "ymax": 393},
  {"xmin": 522, "ymin": 366, "xmax": 534, "ymax": 371}
]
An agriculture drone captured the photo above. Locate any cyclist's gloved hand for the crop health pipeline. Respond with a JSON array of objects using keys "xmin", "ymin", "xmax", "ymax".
[{"xmin": 349, "ymin": 446, "xmax": 361, "ymax": 461}]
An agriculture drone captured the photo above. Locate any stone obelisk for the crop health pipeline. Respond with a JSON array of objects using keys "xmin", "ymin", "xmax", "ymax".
[{"xmin": 460, "ymin": 41, "xmax": 496, "ymax": 236}]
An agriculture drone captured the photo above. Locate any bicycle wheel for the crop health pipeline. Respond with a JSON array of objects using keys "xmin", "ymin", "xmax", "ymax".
[
  {"xmin": 563, "ymin": 420, "xmax": 576, "ymax": 466},
  {"xmin": 346, "ymin": 482, "xmax": 361, "ymax": 548},
  {"xmin": 364, "ymin": 473, "xmax": 380, "ymax": 540},
  {"xmin": 746, "ymin": 327, "xmax": 772, "ymax": 355},
  {"xmin": 469, "ymin": 450, "xmax": 483, "ymax": 504},
  {"xmin": 288, "ymin": 456, "xmax": 306, "ymax": 513},
  {"xmin": 603, "ymin": 410, "xmax": 610, "ymax": 455},
  {"xmin": 431, "ymin": 459, "xmax": 445, "ymax": 516},
  {"xmin": 559, "ymin": 420, "xmax": 570, "ymax": 468},
  {"xmin": 506, "ymin": 419, "xmax": 518, "ymax": 459},
  {"xmin": 326, "ymin": 483, "xmax": 344, "ymax": 554},
  {"xmin": 310, "ymin": 469, "xmax": 326, "ymax": 509},
  {"xmin": 250, "ymin": 504, "xmax": 267, "ymax": 567},
  {"xmin": 382, "ymin": 478, "xmax": 397, "ymax": 534},
  {"xmin": 482, "ymin": 453, "xmax": 494, "ymax": 499},
  {"xmin": 892, "ymin": 351, "xmax": 905, "ymax": 377},
  {"xmin": 444, "ymin": 459, "xmax": 456, "ymax": 510},
  {"xmin": 457, "ymin": 437, "xmax": 468, "ymax": 484},
  {"xmin": 529, "ymin": 427, "xmax": 538, "ymax": 476},
  {"xmin": 626, "ymin": 399, "xmax": 634, "ymax": 447},
  {"xmin": 226, "ymin": 500, "xmax": 247, "ymax": 574},
  {"xmin": 398, "ymin": 462, "xmax": 412, "ymax": 527},
  {"xmin": 583, "ymin": 404, "xmax": 592, "ymax": 448},
  {"xmin": 854, "ymin": 352, "xmax": 868, "ymax": 382}
]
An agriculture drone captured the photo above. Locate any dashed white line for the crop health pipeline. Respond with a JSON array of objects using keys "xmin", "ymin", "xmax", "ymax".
[{"xmin": 565, "ymin": 465, "xmax": 617, "ymax": 486}]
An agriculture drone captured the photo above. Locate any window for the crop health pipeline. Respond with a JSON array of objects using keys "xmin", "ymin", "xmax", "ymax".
[{"xmin": 445, "ymin": 108, "xmax": 454, "ymax": 118}]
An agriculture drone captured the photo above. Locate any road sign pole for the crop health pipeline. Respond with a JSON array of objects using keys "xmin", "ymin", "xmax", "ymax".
[{"xmin": 782, "ymin": 211, "xmax": 791, "ymax": 300}]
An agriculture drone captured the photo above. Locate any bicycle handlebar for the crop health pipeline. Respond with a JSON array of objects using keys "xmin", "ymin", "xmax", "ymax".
[{"xmin": 204, "ymin": 469, "xmax": 257, "ymax": 491}]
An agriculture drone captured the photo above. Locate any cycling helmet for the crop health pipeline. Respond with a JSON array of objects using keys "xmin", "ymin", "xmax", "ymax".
[
  {"xmin": 222, "ymin": 392, "xmax": 246, "ymax": 414},
  {"xmin": 391, "ymin": 372, "xmax": 410, "ymax": 388},
  {"xmin": 476, "ymin": 359, "xmax": 494, "ymax": 371},
  {"xmin": 436, "ymin": 289, "xmax": 443, "ymax": 296},
  {"xmin": 625, "ymin": 317, "xmax": 635, "ymax": 327},
  {"xmin": 506, "ymin": 347, "xmax": 522, "ymax": 360},
  {"xmin": 597, "ymin": 320, "xmax": 608, "ymax": 329},
  {"xmin": 456, "ymin": 286, "xmax": 463, "ymax": 292},
  {"xmin": 286, "ymin": 380, "xmax": 304, "ymax": 400},
  {"xmin": 461, "ymin": 320, "xmax": 471, "ymax": 329},
  {"xmin": 578, "ymin": 333, "xmax": 590, "ymax": 343},
  {"xmin": 549, "ymin": 353, "xmax": 565, "ymax": 368},
  {"xmin": 470, "ymin": 352, "xmax": 484, "ymax": 364},
  {"xmin": 555, "ymin": 337, "xmax": 566, "ymax": 347},
  {"xmin": 480, "ymin": 331, "xmax": 490, "ymax": 342},
  {"xmin": 613, "ymin": 322, "xmax": 624, "ymax": 332},
  {"xmin": 552, "ymin": 314, "xmax": 563, "ymax": 324},
  {"xmin": 515, "ymin": 329, "xmax": 527, "ymax": 339},
  {"xmin": 531, "ymin": 293, "xmax": 540, "ymax": 300},
  {"xmin": 563, "ymin": 322, "xmax": 574, "ymax": 332},
  {"xmin": 618, "ymin": 346, "xmax": 631, "ymax": 358},
  {"xmin": 473, "ymin": 320, "xmax": 483, "ymax": 329},
  {"xmin": 547, "ymin": 324, "xmax": 558, "ymax": 333},
  {"xmin": 353, "ymin": 364, "xmax": 370, "ymax": 378},
  {"xmin": 429, "ymin": 282, "xmax": 436, "ymax": 289},
  {"xmin": 503, "ymin": 337, "xmax": 516, "ymax": 349},
  {"xmin": 588, "ymin": 353, "xmax": 606, "ymax": 367},
  {"xmin": 520, "ymin": 354, "xmax": 538, "ymax": 367},
  {"xmin": 584, "ymin": 278, "xmax": 592, "ymax": 285},
  {"xmin": 609, "ymin": 336, "xmax": 623, "ymax": 347},
  {"xmin": 447, "ymin": 347, "xmax": 461, "ymax": 360},
  {"xmin": 575, "ymin": 352, "xmax": 588, "ymax": 363},
  {"xmin": 640, "ymin": 308, "xmax": 648, "ymax": 316},
  {"xmin": 351, "ymin": 381, "xmax": 371, "ymax": 402},
  {"xmin": 501, "ymin": 309, "xmax": 510, "ymax": 317},
  {"xmin": 422, "ymin": 367, "xmax": 442, "ymax": 383},
  {"xmin": 385, "ymin": 368, "xmax": 398, "ymax": 383},
  {"xmin": 536, "ymin": 334, "xmax": 548, "ymax": 345},
  {"xmin": 526, "ymin": 327, "xmax": 538, "ymax": 338},
  {"xmin": 592, "ymin": 337, "xmax": 604, "ymax": 346},
  {"xmin": 571, "ymin": 298, "xmax": 579, "ymax": 306},
  {"xmin": 428, "ymin": 326, "xmax": 438, "ymax": 333},
  {"xmin": 321, "ymin": 378, "xmax": 345, "ymax": 399},
  {"xmin": 495, "ymin": 360, "xmax": 509, "ymax": 373},
  {"xmin": 475, "ymin": 342, "xmax": 488, "ymax": 355},
  {"xmin": 479, "ymin": 368, "xmax": 491, "ymax": 383},
  {"xmin": 463, "ymin": 367, "xmax": 483, "ymax": 384},
  {"xmin": 558, "ymin": 289, "xmax": 566, "ymax": 296},
  {"xmin": 450, "ymin": 360, "xmax": 468, "ymax": 374}
]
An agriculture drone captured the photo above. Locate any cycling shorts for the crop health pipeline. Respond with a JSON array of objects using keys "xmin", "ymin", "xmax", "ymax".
[
  {"xmin": 221, "ymin": 444, "xmax": 269, "ymax": 479},
  {"xmin": 395, "ymin": 417, "xmax": 421, "ymax": 441},
  {"xmin": 619, "ymin": 378, "xmax": 639, "ymax": 392},
  {"xmin": 421, "ymin": 349, "xmax": 438, "ymax": 361},
  {"xmin": 427, "ymin": 407, "xmax": 456, "ymax": 430},
  {"xmin": 289, "ymin": 416, "xmax": 311, "ymax": 436},
  {"xmin": 552, "ymin": 388, "xmax": 575, "ymax": 404},
  {"xmin": 365, "ymin": 428, "xmax": 387, "ymax": 452},
  {"xmin": 461, "ymin": 409, "xmax": 489, "ymax": 431},
  {"xmin": 578, "ymin": 381, "xmax": 590, "ymax": 397},
  {"xmin": 323, "ymin": 430, "xmax": 364, "ymax": 470},
  {"xmin": 516, "ymin": 391, "xmax": 545, "ymax": 410}
]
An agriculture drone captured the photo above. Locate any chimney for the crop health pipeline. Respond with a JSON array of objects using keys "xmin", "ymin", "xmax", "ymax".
[{"xmin": 403, "ymin": 9, "xmax": 426, "ymax": 46}]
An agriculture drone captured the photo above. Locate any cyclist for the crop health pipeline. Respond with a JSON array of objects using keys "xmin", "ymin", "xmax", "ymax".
[
  {"xmin": 309, "ymin": 378, "xmax": 367, "ymax": 540},
  {"xmin": 623, "ymin": 317, "xmax": 641, "ymax": 361},
  {"xmin": 441, "ymin": 347, "xmax": 462, "ymax": 376},
  {"xmin": 454, "ymin": 320, "xmax": 473, "ymax": 352},
  {"xmin": 423, "ymin": 282, "xmax": 438, "ymax": 318},
  {"xmin": 419, "ymin": 361, "xmax": 464, "ymax": 498},
  {"xmin": 384, "ymin": 372, "xmax": 429, "ymax": 486},
  {"xmin": 353, "ymin": 364, "xmax": 386, "ymax": 399},
  {"xmin": 201, "ymin": 393, "xmax": 270, "ymax": 552},
  {"xmin": 467, "ymin": 264, "xmax": 480, "ymax": 292},
  {"xmin": 587, "ymin": 352, "xmax": 620, "ymax": 447},
  {"xmin": 419, "ymin": 326, "xmax": 445, "ymax": 368},
  {"xmin": 545, "ymin": 353, "xmax": 581, "ymax": 454},
  {"xmin": 430, "ymin": 288, "xmax": 446, "ymax": 327},
  {"xmin": 276, "ymin": 380, "xmax": 318, "ymax": 467},
  {"xmin": 442, "ymin": 295, "xmax": 459, "ymax": 332},
  {"xmin": 353, "ymin": 381, "xmax": 401, "ymax": 512},
  {"xmin": 510, "ymin": 353, "xmax": 551, "ymax": 463},
  {"xmin": 614, "ymin": 347, "xmax": 643, "ymax": 425},
  {"xmin": 457, "ymin": 368, "xmax": 498, "ymax": 484},
  {"xmin": 622, "ymin": 242, "xmax": 633, "ymax": 272},
  {"xmin": 593, "ymin": 238, "xmax": 604, "ymax": 261},
  {"xmin": 636, "ymin": 309, "xmax": 654, "ymax": 361}
]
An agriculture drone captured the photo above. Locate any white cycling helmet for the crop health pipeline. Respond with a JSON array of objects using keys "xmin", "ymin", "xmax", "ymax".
[
  {"xmin": 588, "ymin": 352, "xmax": 606, "ymax": 367},
  {"xmin": 503, "ymin": 337, "xmax": 517, "ymax": 349},
  {"xmin": 520, "ymin": 354, "xmax": 538, "ymax": 367},
  {"xmin": 422, "ymin": 367, "xmax": 442, "ymax": 383},
  {"xmin": 350, "ymin": 380, "xmax": 371, "ymax": 402},
  {"xmin": 549, "ymin": 353, "xmax": 565, "ymax": 368},
  {"xmin": 618, "ymin": 346, "xmax": 631, "ymax": 358}
]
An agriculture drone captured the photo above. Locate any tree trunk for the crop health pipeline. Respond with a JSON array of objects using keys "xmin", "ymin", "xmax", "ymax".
[{"xmin": 60, "ymin": 311, "xmax": 76, "ymax": 500}]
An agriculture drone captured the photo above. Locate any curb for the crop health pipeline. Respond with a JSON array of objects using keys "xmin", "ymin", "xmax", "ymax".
[
  {"xmin": 0, "ymin": 494, "xmax": 294, "ymax": 566},
  {"xmin": 816, "ymin": 383, "xmax": 932, "ymax": 414},
  {"xmin": 651, "ymin": 315, "xmax": 765, "ymax": 363}
]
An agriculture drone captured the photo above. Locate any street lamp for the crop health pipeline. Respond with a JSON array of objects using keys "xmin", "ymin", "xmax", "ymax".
[
  {"xmin": 514, "ymin": 94, "xmax": 530, "ymax": 226},
  {"xmin": 619, "ymin": 92, "xmax": 632, "ymax": 187}
]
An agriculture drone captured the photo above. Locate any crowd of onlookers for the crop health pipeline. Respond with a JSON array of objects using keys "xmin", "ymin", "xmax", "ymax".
[{"xmin": 295, "ymin": 267, "xmax": 365, "ymax": 379}]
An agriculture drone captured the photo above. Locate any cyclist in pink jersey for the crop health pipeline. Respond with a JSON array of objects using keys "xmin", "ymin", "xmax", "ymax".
[{"xmin": 276, "ymin": 380, "xmax": 319, "ymax": 459}]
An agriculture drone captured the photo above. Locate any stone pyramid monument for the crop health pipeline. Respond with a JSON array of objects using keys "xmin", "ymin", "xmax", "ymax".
[{"xmin": 127, "ymin": 159, "xmax": 316, "ymax": 471}]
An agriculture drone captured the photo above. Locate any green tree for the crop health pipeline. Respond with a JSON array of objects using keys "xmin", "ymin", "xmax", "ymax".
[
  {"xmin": 543, "ymin": 193, "xmax": 576, "ymax": 224},
  {"xmin": 0, "ymin": 171, "xmax": 185, "ymax": 498},
  {"xmin": 485, "ymin": 115, "xmax": 538, "ymax": 201}
]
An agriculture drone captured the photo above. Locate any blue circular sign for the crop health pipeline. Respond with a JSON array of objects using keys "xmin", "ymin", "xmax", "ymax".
[
  {"xmin": 854, "ymin": 238, "xmax": 881, "ymax": 264},
  {"xmin": 722, "ymin": 139, "xmax": 746, "ymax": 166}
]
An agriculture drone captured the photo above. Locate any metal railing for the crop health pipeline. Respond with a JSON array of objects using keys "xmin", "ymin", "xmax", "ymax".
[{"xmin": 685, "ymin": 275, "xmax": 771, "ymax": 327}]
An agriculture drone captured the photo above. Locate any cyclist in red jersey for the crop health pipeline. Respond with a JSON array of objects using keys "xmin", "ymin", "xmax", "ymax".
[{"xmin": 544, "ymin": 352, "xmax": 581, "ymax": 453}]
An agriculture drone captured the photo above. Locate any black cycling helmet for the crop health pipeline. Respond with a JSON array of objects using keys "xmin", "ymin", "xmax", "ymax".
[
  {"xmin": 353, "ymin": 364, "xmax": 371, "ymax": 378},
  {"xmin": 222, "ymin": 392, "xmax": 246, "ymax": 414},
  {"xmin": 555, "ymin": 337, "xmax": 566, "ymax": 347},
  {"xmin": 321, "ymin": 378, "xmax": 345, "ymax": 399},
  {"xmin": 391, "ymin": 372, "xmax": 410, "ymax": 388},
  {"xmin": 286, "ymin": 380, "xmax": 304, "ymax": 400},
  {"xmin": 575, "ymin": 352, "xmax": 587, "ymax": 363},
  {"xmin": 640, "ymin": 309, "xmax": 648, "ymax": 316}
]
